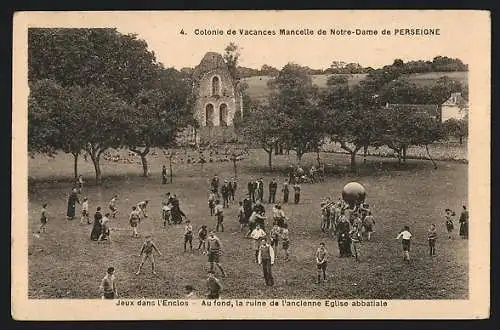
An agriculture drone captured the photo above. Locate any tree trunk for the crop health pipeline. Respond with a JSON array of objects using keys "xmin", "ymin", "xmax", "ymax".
[
  {"xmin": 402, "ymin": 145, "xmax": 407, "ymax": 163},
  {"xmin": 140, "ymin": 154, "xmax": 149, "ymax": 177},
  {"xmin": 363, "ymin": 145, "xmax": 368, "ymax": 164},
  {"xmin": 316, "ymin": 149, "xmax": 321, "ymax": 167},
  {"xmin": 72, "ymin": 152, "xmax": 79, "ymax": 179},
  {"xmin": 459, "ymin": 135, "xmax": 463, "ymax": 145},
  {"xmin": 233, "ymin": 159, "xmax": 238, "ymax": 179},
  {"xmin": 130, "ymin": 147, "xmax": 150, "ymax": 177},
  {"xmin": 90, "ymin": 154, "xmax": 102, "ymax": 184},
  {"xmin": 169, "ymin": 156, "xmax": 173, "ymax": 183},
  {"xmin": 425, "ymin": 144, "xmax": 438, "ymax": 169},
  {"xmin": 265, "ymin": 149, "xmax": 273, "ymax": 171},
  {"xmin": 350, "ymin": 152, "xmax": 357, "ymax": 172}
]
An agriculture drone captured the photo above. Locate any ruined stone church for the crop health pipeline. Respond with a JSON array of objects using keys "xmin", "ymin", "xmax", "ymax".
[{"xmin": 184, "ymin": 52, "xmax": 243, "ymax": 144}]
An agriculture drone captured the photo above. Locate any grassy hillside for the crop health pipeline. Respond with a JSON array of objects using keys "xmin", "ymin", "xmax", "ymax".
[{"xmin": 243, "ymin": 71, "xmax": 468, "ymax": 102}]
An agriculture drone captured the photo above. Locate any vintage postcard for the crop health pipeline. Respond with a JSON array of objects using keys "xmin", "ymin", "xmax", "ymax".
[{"xmin": 12, "ymin": 10, "xmax": 490, "ymax": 320}]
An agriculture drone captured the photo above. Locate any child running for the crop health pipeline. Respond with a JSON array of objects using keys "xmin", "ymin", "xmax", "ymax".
[
  {"xmin": 80, "ymin": 197, "xmax": 90, "ymax": 225},
  {"xmin": 129, "ymin": 206, "xmax": 141, "ymax": 238},
  {"xmin": 136, "ymin": 234, "xmax": 162, "ymax": 275},
  {"xmin": 108, "ymin": 195, "xmax": 118, "ymax": 218},
  {"xmin": 137, "ymin": 200, "xmax": 149, "ymax": 219},
  {"xmin": 315, "ymin": 242, "xmax": 328, "ymax": 283},
  {"xmin": 427, "ymin": 223, "xmax": 437, "ymax": 256},
  {"xmin": 197, "ymin": 225, "xmax": 208, "ymax": 254},
  {"xmin": 184, "ymin": 220, "xmax": 194, "ymax": 252},
  {"xmin": 396, "ymin": 226, "xmax": 412, "ymax": 262}
]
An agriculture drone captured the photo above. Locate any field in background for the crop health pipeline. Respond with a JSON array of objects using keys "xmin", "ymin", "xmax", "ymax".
[
  {"xmin": 243, "ymin": 71, "xmax": 468, "ymax": 102},
  {"xmin": 28, "ymin": 148, "xmax": 468, "ymax": 299}
]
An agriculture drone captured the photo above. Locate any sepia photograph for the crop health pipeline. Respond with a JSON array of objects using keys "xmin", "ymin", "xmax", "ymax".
[{"xmin": 12, "ymin": 10, "xmax": 490, "ymax": 319}]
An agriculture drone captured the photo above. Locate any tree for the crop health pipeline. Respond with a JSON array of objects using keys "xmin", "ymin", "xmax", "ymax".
[
  {"xmin": 29, "ymin": 80, "xmax": 89, "ymax": 179},
  {"xmin": 29, "ymin": 28, "xmax": 160, "ymax": 103},
  {"xmin": 260, "ymin": 64, "xmax": 279, "ymax": 77},
  {"xmin": 268, "ymin": 63, "xmax": 325, "ymax": 162},
  {"xmin": 223, "ymin": 42, "xmax": 241, "ymax": 83},
  {"xmin": 74, "ymin": 85, "xmax": 132, "ymax": 184},
  {"xmin": 239, "ymin": 105, "xmax": 291, "ymax": 171},
  {"xmin": 125, "ymin": 68, "xmax": 192, "ymax": 177},
  {"xmin": 443, "ymin": 118, "xmax": 468, "ymax": 144}
]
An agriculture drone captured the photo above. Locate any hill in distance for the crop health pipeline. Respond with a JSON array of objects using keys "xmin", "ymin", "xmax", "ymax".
[{"xmin": 243, "ymin": 71, "xmax": 468, "ymax": 102}]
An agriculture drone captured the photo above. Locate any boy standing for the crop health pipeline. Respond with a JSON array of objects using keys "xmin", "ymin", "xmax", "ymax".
[
  {"xmin": 100, "ymin": 267, "xmax": 117, "ymax": 299},
  {"xmin": 258, "ymin": 238, "xmax": 275, "ymax": 286},
  {"xmin": 250, "ymin": 225, "xmax": 267, "ymax": 263},
  {"xmin": 39, "ymin": 203, "xmax": 48, "ymax": 233},
  {"xmin": 396, "ymin": 226, "xmax": 412, "ymax": 262},
  {"xmin": 184, "ymin": 220, "xmax": 194, "ymax": 252},
  {"xmin": 293, "ymin": 183, "xmax": 301, "ymax": 204},
  {"xmin": 268, "ymin": 178, "xmax": 278, "ymax": 204},
  {"xmin": 129, "ymin": 206, "xmax": 141, "ymax": 238},
  {"xmin": 198, "ymin": 225, "xmax": 208, "ymax": 253},
  {"xmin": 136, "ymin": 235, "xmax": 162, "ymax": 275},
  {"xmin": 214, "ymin": 200, "xmax": 224, "ymax": 232},
  {"xmin": 98, "ymin": 213, "xmax": 111, "ymax": 242},
  {"xmin": 445, "ymin": 208, "xmax": 455, "ymax": 240},
  {"xmin": 315, "ymin": 242, "xmax": 328, "ymax": 283},
  {"xmin": 80, "ymin": 197, "xmax": 90, "ymax": 225},
  {"xmin": 208, "ymin": 191, "xmax": 216, "ymax": 216},
  {"xmin": 281, "ymin": 223, "xmax": 290, "ymax": 261},
  {"xmin": 221, "ymin": 180, "xmax": 230, "ymax": 208},
  {"xmin": 362, "ymin": 211, "xmax": 375, "ymax": 241},
  {"xmin": 162, "ymin": 201, "xmax": 172, "ymax": 227},
  {"xmin": 428, "ymin": 224, "xmax": 437, "ymax": 256},
  {"xmin": 270, "ymin": 223, "xmax": 281, "ymax": 256},
  {"xmin": 207, "ymin": 231, "xmax": 226, "ymax": 277}
]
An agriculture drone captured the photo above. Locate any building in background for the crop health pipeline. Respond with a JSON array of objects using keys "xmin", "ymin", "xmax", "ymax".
[{"xmin": 441, "ymin": 92, "xmax": 468, "ymax": 122}]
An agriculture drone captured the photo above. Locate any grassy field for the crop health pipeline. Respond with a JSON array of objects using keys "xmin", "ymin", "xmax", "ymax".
[
  {"xmin": 243, "ymin": 71, "xmax": 468, "ymax": 102},
  {"xmin": 28, "ymin": 148, "xmax": 468, "ymax": 299}
]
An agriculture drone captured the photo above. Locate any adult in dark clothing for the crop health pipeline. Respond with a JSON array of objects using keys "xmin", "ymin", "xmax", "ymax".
[
  {"xmin": 91, "ymin": 207, "xmax": 103, "ymax": 241},
  {"xmin": 66, "ymin": 188, "xmax": 80, "ymax": 220},
  {"xmin": 248, "ymin": 179, "xmax": 256, "ymax": 203},
  {"xmin": 257, "ymin": 178, "xmax": 264, "ymax": 202},
  {"xmin": 161, "ymin": 165, "xmax": 168, "ymax": 184},
  {"xmin": 282, "ymin": 180, "xmax": 290, "ymax": 203},
  {"xmin": 459, "ymin": 205, "xmax": 469, "ymax": 239},
  {"xmin": 221, "ymin": 181, "xmax": 230, "ymax": 208},
  {"xmin": 336, "ymin": 215, "xmax": 351, "ymax": 257},
  {"xmin": 268, "ymin": 178, "xmax": 278, "ymax": 204},
  {"xmin": 210, "ymin": 175, "xmax": 220, "ymax": 197},
  {"xmin": 171, "ymin": 195, "xmax": 186, "ymax": 224},
  {"xmin": 243, "ymin": 197, "xmax": 253, "ymax": 223},
  {"xmin": 228, "ymin": 178, "xmax": 237, "ymax": 201}
]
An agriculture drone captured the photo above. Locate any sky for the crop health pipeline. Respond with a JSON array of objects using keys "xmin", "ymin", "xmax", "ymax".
[
  {"xmin": 108, "ymin": 11, "xmax": 487, "ymax": 70},
  {"xmin": 22, "ymin": 10, "xmax": 488, "ymax": 70}
]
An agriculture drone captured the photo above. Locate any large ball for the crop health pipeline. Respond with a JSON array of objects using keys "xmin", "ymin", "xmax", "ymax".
[{"xmin": 342, "ymin": 182, "xmax": 366, "ymax": 206}]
